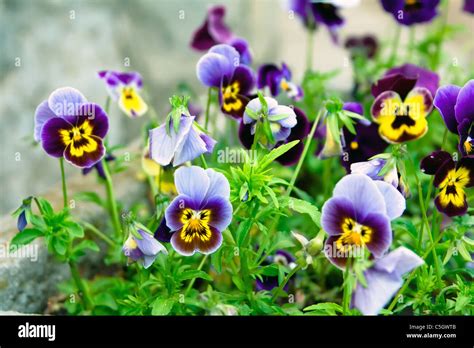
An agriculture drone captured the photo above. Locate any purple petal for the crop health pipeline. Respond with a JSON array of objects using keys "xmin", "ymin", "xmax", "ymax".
[
  {"xmin": 434, "ymin": 84, "xmax": 461, "ymax": 133},
  {"xmin": 171, "ymin": 225, "xmax": 222, "ymax": 256},
  {"xmin": 454, "ymin": 80, "xmax": 474, "ymax": 124},
  {"xmin": 165, "ymin": 194, "xmax": 201, "ymax": 231},
  {"xmin": 200, "ymin": 132, "xmax": 217, "ymax": 153},
  {"xmin": 464, "ymin": 0, "xmax": 474, "ymax": 13},
  {"xmin": 135, "ymin": 229, "xmax": 166, "ymax": 256},
  {"xmin": 321, "ymin": 196, "xmax": 356, "ymax": 236},
  {"xmin": 203, "ymin": 196, "xmax": 233, "ymax": 231},
  {"xmin": 359, "ymin": 212, "xmax": 392, "ymax": 258},
  {"xmin": 173, "ymin": 126, "xmax": 211, "ymax": 166},
  {"xmin": 196, "ymin": 52, "xmax": 234, "ymax": 88},
  {"xmin": 174, "ymin": 166, "xmax": 210, "ymax": 207},
  {"xmin": 204, "ymin": 168, "xmax": 230, "ymax": 200},
  {"xmin": 63, "ymin": 136, "xmax": 105, "ymax": 168},
  {"xmin": 269, "ymin": 105, "xmax": 297, "ymax": 128},
  {"xmin": 374, "ymin": 246, "xmax": 424, "ymax": 276},
  {"xmin": 154, "ymin": 217, "xmax": 172, "ymax": 243},
  {"xmin": 343, "ymin": 102, "xmax": 363, "ymax": 116},
  {"xmin": 47, "ymin": 87, "xmax": 87, "ymax": 117},
  {"xmin": 229, "ymin": 37, "xmax": 252, "ymax": 65},
  {"xmin": 209, "ymin": 44, "xmax": 240, "ymax": 67},
  {"xmin": 40, "ymin": 117, "xmax": 71, "ymax": 157},
  {"xmin": 387, "ymin": 64, "xmax": 439, "ymax": 98},
  {"xmin": 77, "ymin": 103, "xmax": 109, "ymax": 138},
  {"xmin": 34, "ymin": 100, "xmax": 57, "ymax": 142},
  {"xmin": 374, "ymin": 181, "xmax": 406, "ymax": 220},
  {"xmin": 420, "ymin": 150, "xmax": 452, "ymax": 175}
]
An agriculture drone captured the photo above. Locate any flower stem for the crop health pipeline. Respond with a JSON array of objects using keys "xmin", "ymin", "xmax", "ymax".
[
  {"xmin": 389, "ymin": 24, "xmax": 402, "ymax": 65},
  {"xmin": 342, "ymin": 259, "xmax": 353, "ymax": 315},
  {"xmin": 59, "ymin": 158, "xmax": 68, "ymax": 209},
  {"xmin": 81, "ymin": 221, "xmax": 116, "ymax": 247},
  {"xmin": 200, "ymin": 154, "xmax": 208, "ymax": 169},
  {"xmin": 68, "ymin": 261, "xmax": 94, "ymax": 311},
  {"xmin": 204, "ymin": 87, "xmax": 212, "ymax": 130},
  {"xmin": 101, "ymin": 158, "xmax": 122, "ymax": 240},
  {"xmin": 286, "ymin": 109, "xmax": 323, "ymax": 196},
  {"xmin": 271, "ymin": 264, "xmax": 302, "ymax": 302},
  {"xmin": 407, "ymin": 27, "xmax": 416, "ymax": 62},
  {"xmin": 306, "ymin": 29, "xmax": 315, "ymax": 71},
  {"xmin": 184, "ymin": 254, "xmax": 208, "ymax": 296}
]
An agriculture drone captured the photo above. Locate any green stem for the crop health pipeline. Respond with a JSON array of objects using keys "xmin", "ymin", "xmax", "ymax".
[
  {"xmin": 286, "ymin": 109, "xmax": 324, "ymax": 196},
  {"xmin": 81, "ymin": 221, "xmax": 116, "ymax": 247},
  {"xmin": 59, "ymin": 158, "xmax": 68, "ymax": 209},
  {"xmin": 184, "ymin": 254, "xmax": 208, "ymax": 296},
  {"xmin": 342, "ymin": 259, "xmax": 353, "ymax": 315},
  {"xmin": 68, "ymin": 261, "xmax": 94, "ymax": 310},
  {"xmin": 389, "ymin": 25, "xmax": 402, "ymax": 65},
  {"xmin": 101, "ymin": 159, "xmax": 122, "ymax": 240},
  {"xmin": 204, "ymin": 88, "xmax": 212, "ymax": 130},
  {"xmin": 200, "ymin": 154, "xmax": 208, "ymax": 169},
  {"xmin": 433, "ymin": 3, "xmax": 449, "ymax": 70},
  {"xmin": 306, "ymin": 29, "xmax": 315, "ymax": 71},
  {"xmin": 407, "ymin": 27, "xmax": 415, "ymax": 62},
  {"xmin": 271, "ymin": 264, "xmax": 302, "ymax": 302},
  {"xmin": 387, "ymin": 232, "xmax": 444, "ymax": 312}
]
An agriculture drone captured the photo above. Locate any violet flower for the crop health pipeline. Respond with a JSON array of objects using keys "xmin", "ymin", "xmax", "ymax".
[
  {"xmin": 165, "ymin": 166, "xmax": 233, "ymax": 256},
  {"xmin": 464, "ymin": 0, "xmax": 474, "ymax": 14},
  {"xmin": 34, "ymin": 87, "xmax": 109, "ymax": 168},
  {"xmin": 123, "ymin": 226, "xmax": 168, "ymax": 269},
  {"xmin": 352, "ymin": 247, "xmax": 423, "ymax": 315},
  {"xmin": 257, "ymin": 63, "xmax": 303, "ymax": 101},
  {"xmin": 380, "ymin": 0, "xmax": 440, "ymax": 26},
  {"xmin": 433, "ymin": 80, "xmax": 474, "ymax": 157},
  {"xmin": 321, "ymin": 174, "xmax": 405, "ymax": 269}
]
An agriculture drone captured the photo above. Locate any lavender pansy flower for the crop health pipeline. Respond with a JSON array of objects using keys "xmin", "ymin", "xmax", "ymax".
[
  {"xmin": 257, "ymin": 63, "xmax": 303, "ymax": 101},
  {"xmin": 35, "ymin": 87, "xmax": 109, "ymax": 168},
  {"xmin": 165, "ymin": 166, "xmax": 233, "ymax": 256},
  {"xmin": 380, "ymin": 0, "xmax": 440, "ymax": 26},
  {"xmin": 97, "ymin": 70, "xmax": 148, "ymax": 118},
  {"xmin": 351, "ymin": 158, "xmax": 399, "ymax": 188},
  {"xmin": 243, "ymin": 96, "xmax": 297, "ymax": 146},
  {"xmin": 433, "ymin": 80, "xmax": 474, "ymax": 157},
  {"xmin": 149, "ymin": 115, "xmax": 217, "ymax": 167},
  {"xmin": 322, "ymin": 174, "xmax": 405, "ymax": 268},
  {"xmin": 352, "ymin": 247, "xmax": 423, "ymax": 315},
  {"xmin": 239, "ymin": 107, "xmax": 309, "ymax": 166},
  {"xmin": 123, "ymin": 227, "xmax": 168, "ymax": 269}
]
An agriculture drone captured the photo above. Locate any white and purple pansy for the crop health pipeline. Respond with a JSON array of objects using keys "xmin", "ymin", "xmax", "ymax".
[
  {"xmin": 243, "ymin": 96, "xmax": 297, "ymax": 146},
  {"xmin": 97, "ymin": 70, "xmax": 148, "ymax": 118},
  {"xmin": 34, "ymin": 87, "xmax": 109, "ymax": 168},
  {"xmin": 321, "ymin": 174, "xmax": 406, "ymax": 269},
  {"xmin": 197, "ymin": 44, "xmax": 255, "ymax": 119},
  {"xmin": 122, "ymin": 227, "xmax": 168, "ymax": 269},
  {"xmin": 257, "ymin": 63, "xmax": 303, "ymax": 101},
  {"xmin": 164, "ymin": 166, "xmax": 233, "ymax": 256},
  {"xmin": 149, "ymin": 115, "xmax": 217, "ymax": 167},
  {"xmin": 352, "ymin": 246, "xmax": 424, "ymax": 315}
]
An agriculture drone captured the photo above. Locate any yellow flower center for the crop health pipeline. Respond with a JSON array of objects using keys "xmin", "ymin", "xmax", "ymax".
[
  {"xmin": 438, "ymin": 167, "xmax": 470, "ymax": 208},
  {"xmin": 336, "ymin": 217, "xmax": 372, "ymax": 252},
  {"xmin": 222, "ymin": 82, "xmax": 242, "ymax": 113},
  {"xmin": 119, "ymin": 86, "xmax": 148, "ymax": 117},
  {"xmin": 350, "ymin": 141, "xmax": 359, "ymax": 150},
  {"xmin": 179, "ymin": 208, "xmax": 212, "ymax": 243},
  {"xmin": 59, "ymin": 120, "xmax": 99, "ymax": 157}
]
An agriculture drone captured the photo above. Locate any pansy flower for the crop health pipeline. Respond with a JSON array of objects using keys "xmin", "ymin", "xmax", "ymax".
[
  {"xmin": 257, "ymin": 63, "xmax": 303, "ymax": 101},
  {"xmin": 288, "ymin": 0, "xmax": 356, "ymax": 41},
  {"xmin": 344, "ymin": 35, "xmax": 378, "ymax": 59},
  {"xmin": 243, "ymin": 96, "xmax": 297, "ymax": 147},
  {"xmin": 197, "ymin": 44, "xmax": 255, "ymax": 119},
  {"xmin": 190, "ymin": 5, "xmax": 252, "ymax": 64},
  {"xmin": 123, "ymin": 226, "xmax": 168, "ymax": 269},
  {"xmin": 421, "ymin": 151, "xmax": 474, "ymax": 217},
  {"xmin": 352, "ymin": 247, "xmax": 423, "ymax": 315},
  {"xmin": 97, "ymin": 70, "xmax": 148, "ymax": 118},
  {"xmin": 433, "ymin": 80, "xmax": 474, "ymax": 157},
  {"xmin": 370, "ymin": 65, "xmax": 439, "ymax": 144},
  {"xmin": 239, "ymin": 107, "xmax": 309, "ymax": 165},
  {"xmin": 165, "ymin": 166, "xmax": 233, "ymax": 256},
  {"xmin": 256, "ymin": 250, "xmax": 296, "ymax": 291},
  {"xmin": 149, "ymin": 115, "xmax": 217, "ymax": 167},
  {"xmin": 380, "ymin": 0, "xmax": 440, "ymax": 25},
  {"xmin": 34, "ymin": 87, "xmax": 109, "ymax": 168},
  {"xmin": 322, "ymin": 174, "xmax": 405, "ymax": 268},
  {"xmin": 464, "ymin": 0, "xmax": 474, "ymax": 14}
]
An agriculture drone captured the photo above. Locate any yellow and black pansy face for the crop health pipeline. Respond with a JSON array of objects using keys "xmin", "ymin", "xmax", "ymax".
[
  {"xmin": 433, "ymin": 157, "xmax": 474, "ymax": 217},
  {"xmin": 119, "ymin": 86, "xmax": 148, "ymax": 118},
  {"xmin": 371, "ymin": 87, "xmax": 433, "ymax": 144},
  {"xmin": 221, "ymin": 81, "xmax": 245, "ymax": 115},
  {"xmin": 335, "ymin": 217, "xmax": 373, "ymax": 253},
  {"xmin": 59, "ymin": 120, "xmax": 99, "ymax": 158}
]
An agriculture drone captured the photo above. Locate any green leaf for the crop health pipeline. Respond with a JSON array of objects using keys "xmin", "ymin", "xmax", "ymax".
[
  {"xmin": 303, "ymin": 302, "xmax": 343, "ymax": 315},
  {"xmin": 10, "ymin": 228, "xmax": 43, "ymax": 249},
  {"xmin": 71, "ymin": 240, "xmax": 100, "ymax": 260},
  {"xmin": 327, "ymin": 114, "xmax": 341, "ymax": 145},
  {"xmin": 236, "ymin": 219, "xmax": 253, "ymax": 247},
  {"xmin": 52, "ymin": 237, "xmax": 68, "ymax": 256},
  {"xmin": 457, "ymin": 243, "xmax": 472, "ymax": 262},
  {"xmin": 232, "ymin": 276, "xmax": 246, "ymax": 292},
  {"xmin": 63, "ymin": 221, "xmax": 84, "ymax": 238},
  {"xmin": 94, "ymin": 293, "xmax": 118, "ymax": 310},
  {"xmin": 151, "ymin": 298, "xmax": 175, "ymax": 316},
  {"xmin": 338, "ymin": 112, "xmax": 356, "ymax": 135},
  {"xmin": 285, "ymin": 198, "xmax": 321, "ymax": 227},
  {"xmin": 263, "ymin": 186, "xmax": 279, "ymax": 209},
  {"xmin": 35, "ymin": 197, "xmax": 54, "ymax": 216},
  {"xmin": 211, "ymin": 247, "xmax": 223, "ymax": 274},
  {"xmin": 259, "ymin": 140, "xmax": 300, "ymax": 170},
  {"xmin": 177, "ymin": 270, "xmax": 213, "ymax": 282},
  {"xmin": 74, "ymin": 192, "xmax": 105, "ymax": 207},
  {"xmin": 244, "ymin": 106, "xmax": 259, "ymax": 120}
]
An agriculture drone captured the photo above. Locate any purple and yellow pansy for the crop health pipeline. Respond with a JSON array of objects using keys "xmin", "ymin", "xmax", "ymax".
[
  {"xmin": 34, "ymin": 87, "xmax": 109, "ymax": 168},
  {"xmin": 164, "ymin": 166, "xmax": 233, "ymax": 256},
  {"xmin": 257, "ymin": 63, "xmax": 303, "ymax": 101},
  {"xmin": 421, "ymin": 151, "xmax": 474, "ymax": 217},
  {"xmin": 321, "ymin": 174, "xmax": 405, "ymax": 268},
  {"xmin": 98, "ymin": 70, "xmax": 148, "ymax": 118},
  {"xmin": 380, "ymin": 0, "xmax": 440, "ymax": 25}
]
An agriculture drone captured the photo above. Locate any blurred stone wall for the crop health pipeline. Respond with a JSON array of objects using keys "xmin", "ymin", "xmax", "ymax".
[{"xmin": 0, "ymin": 0, "xmax": 472, "ymax": 216}]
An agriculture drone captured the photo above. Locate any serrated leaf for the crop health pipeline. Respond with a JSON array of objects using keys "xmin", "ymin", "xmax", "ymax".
[
  {"xmin": 35, "ymin": 197, "xmax": 54, "ymax": 216},
  {"xmin": 303, "ymin": 302, "xmax": 343, "ymax": 314},
  {"xmin": 236, "ymin": 219, "xmax": 253, "ymax": 247},
  {"xmin": 259, "ymin": 140, "xmax": 299, "ymax": 170},
  {"xmin": 151, "ymin": 298, "xmax": 174, "ymax": 316},
  {"xmin": 177, "ymin": 270, "xmax": 213, "ymax": 282},
  {"xmin": 285, "ymin": 198, "xmax": 321, "ymax": 227}
]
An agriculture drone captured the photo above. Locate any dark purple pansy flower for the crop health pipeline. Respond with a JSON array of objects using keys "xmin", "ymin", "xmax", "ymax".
[
  {"xmin": 239, "ymin": 107, "xmax": 309, "ymax": 166},
  {"xmin": 34, "ymin": 87, "xmax": 109, "ymax": 168},
  {"xmin": 322, "ymin": 174, "xmax": 405, "ymax": 269},
  {"xmin": 352, "ymin": 247, "xmax": 423, "ymax": 315},
  {"xmin": 256, "ymin": 250, "xmax": 296, "ymax": 291},
  {"xmin": 433, "ymin": 80, "xmax": 474, "ymax": 157},
  {"xmin": 165, "ymin": 166, "xmax": 232, "ymax": 256},
  {"xmin": 380, "ymin": 0, "xmax": 440, "ymax": 26},
  {"xmin": 190, "ymin": 6, "xmax": 253, "ymax": 64},
  {"xmin": 97, "ymin": 70, "xmax": 148, "ymax": 118},
  {"xmin": 257, "ymin": 63, "xmax": 303, "ymax": 101},
  {"xmin": 123, "ymin": 227, "xmax": 167, "ymax": 269},
  {"xmin": 464, "ymin": 0, "xmax": 474, "ymax": 14},
  {"xmin": 154, "ymin": 217, "xmax": 172, "ymax": 243},
  {"xmin": 82, "ymin": 153, "xmax": 115, "ymax": 179},
  {"xmin": 421, "ymin": 150, "xmax": 474, "ymax": 217},
  {"xmin": 384, "ymin": 63, "xmax": 439, "ymax": 99},
  {"xmin": 344, "ymin": 35, "xmax": 378, "ymax": 59},
  {"xmin": 197, "ymin": 44, "xmax": 255, "ymax": 119},
  {"xmin": 288, "ymin": 0, "xmax": 349, "ymax": 41}
]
